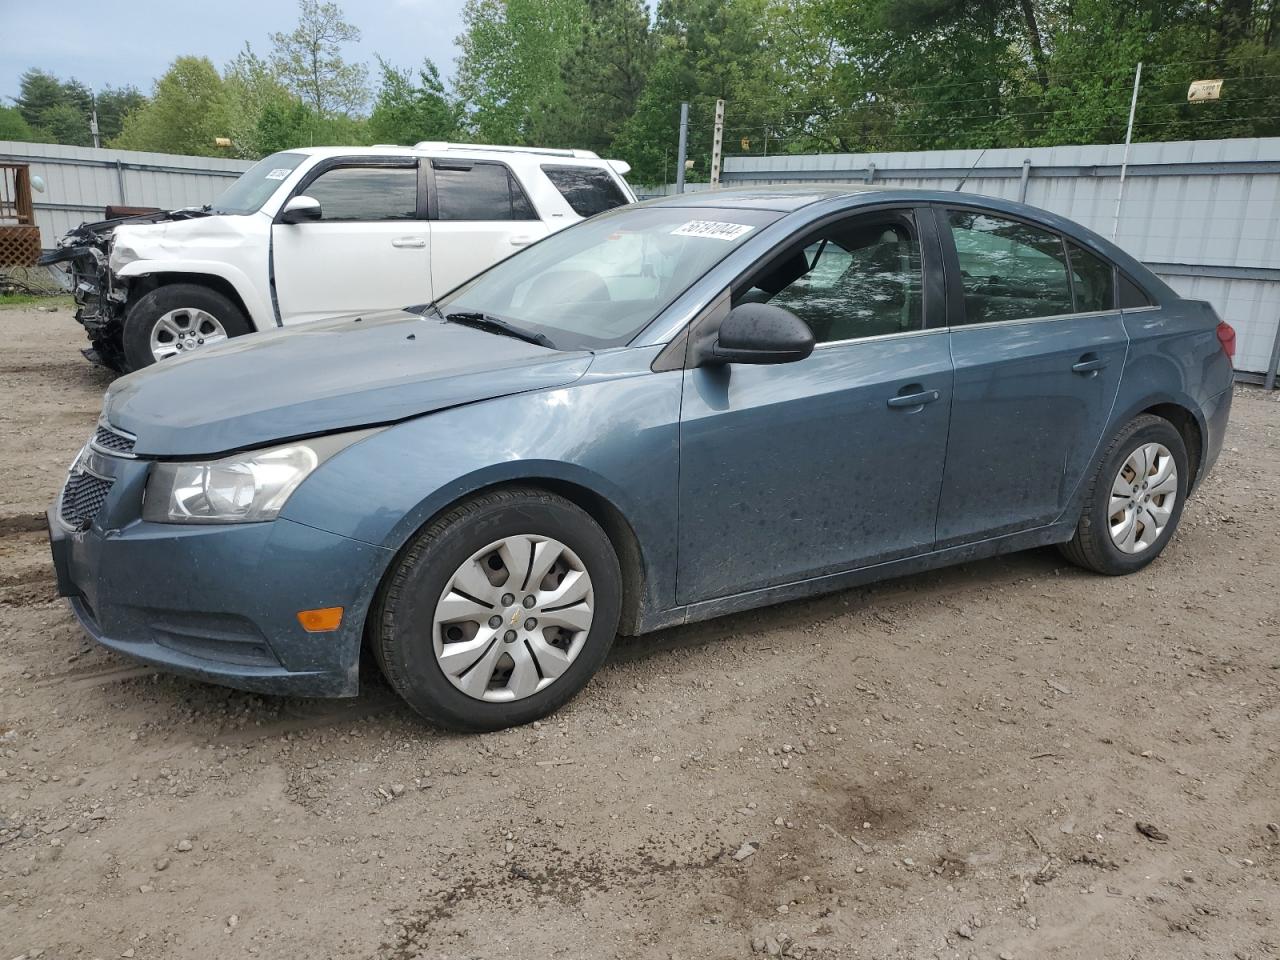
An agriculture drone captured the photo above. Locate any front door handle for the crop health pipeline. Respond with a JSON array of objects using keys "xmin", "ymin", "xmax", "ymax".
[
  {"xmin": 886, "ymin": 388, "xmax": 940, "ymax": 409},
  {"xmin": 509, "ymin": 235, "xmax": 535, "ymax": 247},
  {"xmin": 391, "ymin": 237, "xmax": 427, "ymax": 248},
  {"xmin": 1072, "ymin": 354, "xmax": 1107, "ymax": 375}
]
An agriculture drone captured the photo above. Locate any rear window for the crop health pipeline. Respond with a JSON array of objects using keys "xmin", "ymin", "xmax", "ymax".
[
  {"xmin": 541, "ymin": 164, "xmax": 629, "ymax": 218},
  {"xmin": 433, "ymin": 161, "xmax": 538, "ymax": 221}
]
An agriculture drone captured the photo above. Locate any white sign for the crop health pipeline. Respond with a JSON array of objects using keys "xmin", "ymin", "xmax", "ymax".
[
  {"xmin": 1187, "ymin": 79, "xmax": 1224, "ymax": 102},
  {"xmin": 265, "ymin": 168, "xmax": 293, "ymax": 180},
  {"xmin": 671, "ymin": 220, "xmax": 754, "ymax": 242}
]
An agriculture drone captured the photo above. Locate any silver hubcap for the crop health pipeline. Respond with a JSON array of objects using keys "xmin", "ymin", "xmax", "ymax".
[
  {"xmin": 432, "ymin": 535, "xmax": 594, "ymax": 702},
  {"xmin": 1109, "ymin": 441, "xmax": 1178, "ymax": 554},
  {"xmin": 150, "ymin": 308, "xmax": 228, "ymax": 361}
]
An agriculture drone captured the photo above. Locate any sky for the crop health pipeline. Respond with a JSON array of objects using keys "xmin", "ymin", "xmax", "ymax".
[{"xmin": 0, "ymin": 0, "xmax": 470, "ymax": 103}]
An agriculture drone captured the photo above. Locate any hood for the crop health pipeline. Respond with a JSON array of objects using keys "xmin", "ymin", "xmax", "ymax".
[{"xmin": 107, "ymin": 310, "xmax": 593, "ymax": 457}]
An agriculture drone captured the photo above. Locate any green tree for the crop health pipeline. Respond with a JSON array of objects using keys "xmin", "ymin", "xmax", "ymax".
[
  {"xmin": 111, "ymin": 57, "xmax": 233, "ymax": 156},
  {"xmin": 34, "ymin": 102, "xmax": 93, "ymax": 146},
  {"xmin": 270, "ymin": 0, "xmax": 369, "ymax": 115},
  {"xmin": 368, "ymin": 57, "xmax": 459, "ymax": 144},
  {"xmin": 94, "ymin": 85, "xmax": 148, "ymax": 142},
  {"xmin": 546, "ymin": 0, "xmax": 654, "ymax": 153},
  {"xmin": 453, "ymin": 0, "xmax": 587, "ymax": 143},
  {"xmin": 224, "ymin": 43, "xmax": 305, "ymax": 157},
  {"xmin": 0, "ymin": 105, "xmax": 36, "ymax": 142},
  {"xmin": 14, "ymin": 68, "xmax": 99, "ymax": 145}
]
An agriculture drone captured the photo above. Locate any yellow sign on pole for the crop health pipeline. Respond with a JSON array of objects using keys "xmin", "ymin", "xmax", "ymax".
[
  {"xmin": 1187, "ymin": 80, "xmax": 1223, "ymax": 102},
  {"xmin": 740, "ymin": 136, "xmax": 751, "ymax": 151}
]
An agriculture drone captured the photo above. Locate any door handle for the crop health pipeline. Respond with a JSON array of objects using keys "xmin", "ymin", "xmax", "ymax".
[
  {"xmin": 509, "ymin": 235, "xmax": 535, "ymax": 247},
  {"xmin": 391, "ymin": 237, "xmax": 426, "ymax": 248},
  {"xmin": 886, "ymin": 389, "xmax": 940, "ymax": 409},
  {"xmin": 1072, "ymin": 355, "xmax": 1107, "ymax": 374}
]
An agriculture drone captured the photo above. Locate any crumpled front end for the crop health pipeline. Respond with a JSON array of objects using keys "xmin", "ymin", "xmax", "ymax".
[{"xmin": 38, "ymin": 209, "xmax": 210, "ymax": 370}]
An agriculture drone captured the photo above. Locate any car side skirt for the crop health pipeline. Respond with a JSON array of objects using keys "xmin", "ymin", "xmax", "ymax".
[{"xmin": 640, "ymin": 520, "xmax": 1078, "ymax": 632}]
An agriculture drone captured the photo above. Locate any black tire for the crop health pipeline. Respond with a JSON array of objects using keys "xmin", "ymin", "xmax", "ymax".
[
  {"xmin": 1059, "ymin": 414, "xmax": 1189, "ymax": 575},
  {"xmin": 372, "ymin": 487, "xmax": 622, "ymax": 732},
  {"xmin": 121, "ymin": 283, "xmax": 251, "ymax": 373}
]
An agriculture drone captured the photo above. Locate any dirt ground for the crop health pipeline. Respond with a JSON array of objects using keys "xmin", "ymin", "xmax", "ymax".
[{"xmin": 1, "ymin": 304, "xmax": 1277, "ymax": 960}]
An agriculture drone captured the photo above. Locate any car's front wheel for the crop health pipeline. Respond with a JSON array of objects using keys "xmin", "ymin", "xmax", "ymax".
[
  {"xmin": 1060, "ymin": 414, "xmax": 1189, "ymax": 575},
  {"xmin": 121, "ymin": 283, "xmax": 251, "ymax": 372},
  {"xmin": 372, "ymin": 487, "xmax": 622, "ymax": 731}
]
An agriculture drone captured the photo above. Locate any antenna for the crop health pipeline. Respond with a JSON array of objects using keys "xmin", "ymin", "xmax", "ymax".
[{"xmin": 953, "ymin": 146, "xmax": 989, "ymax": 192}]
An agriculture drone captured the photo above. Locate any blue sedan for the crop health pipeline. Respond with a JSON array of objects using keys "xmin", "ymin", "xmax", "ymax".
[{"xmin": 48, "ymin": 186, "xmax": 1235, "ymax": 731}]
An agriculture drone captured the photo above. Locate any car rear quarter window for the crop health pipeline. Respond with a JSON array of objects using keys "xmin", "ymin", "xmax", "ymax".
[
  {"xmin": 541, "ymin": 164, "xmax": 629, "ymax": 217},
  {"xmin": 1119, "ymin": 272, "xmax": 1155, "ymax": 308},
  {"xmin": 433, "ymin": 161, "xmax": 538, "ymax": 221},
  {"xmin": 302, "ymin": 165, "xmax": 418, "ymax": 221},
  {"xmin": 1067, "ymin": 242, "xmax": 1117, "ymax": 312},
  {"xmin": 946, "ymin": 211, "xmax": 1073, "ymax": 324}
]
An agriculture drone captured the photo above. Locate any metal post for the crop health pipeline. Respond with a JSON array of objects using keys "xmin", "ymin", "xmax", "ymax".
[
  {"xmin": 1112, "ymin": 61, "xmax": 1143, "ymax": 241},
  {"xmin": 1018, "ymin": 159, "xmax": 1032, "ymax": 202},
  {"xmin": 1265, "ymin": 316, "xmax": 1280, "ymax": 391},
  {"xmin": 114, "ymin": 160, "xmax": 127, "ymax": 204},
  {"xmin": 675, "ymin": 102, "xmax": 689, "ymax": 194},
  {"xmin": 710, "ymin": 99, "xmax": 725, "ymax": 188},
  {"xmin": 89, "ymin": 89, "xmax": 100, "ymax": 149}
]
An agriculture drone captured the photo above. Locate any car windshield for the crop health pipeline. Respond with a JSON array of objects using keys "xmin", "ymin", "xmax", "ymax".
[
  {"xmin": 437, "ymin": 205, "xmax": 781, "ymax": 350},
  {"xmin": 210, "ymin": 152, "xmax": 307, "ymax": 215}
]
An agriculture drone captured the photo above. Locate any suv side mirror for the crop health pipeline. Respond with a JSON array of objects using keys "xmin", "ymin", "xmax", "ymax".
[
  {"xmin": 280, "ymin": 195, "xmax": 322, "ymax": 224},
  {"xmin": 699, "ymin": 302, "xmax": 814, "ymax": 366}
]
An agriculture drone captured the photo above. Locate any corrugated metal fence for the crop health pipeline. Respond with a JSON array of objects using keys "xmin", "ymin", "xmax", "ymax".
[
  {"xmin": 721, "ymin": 137, "xmax": 1280, "ymax": 383},
  {"xmin": 0, "ymin": 141, "xmax": 253, "ymax": 249}
]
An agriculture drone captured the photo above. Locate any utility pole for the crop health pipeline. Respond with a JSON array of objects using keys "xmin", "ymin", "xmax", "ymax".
[
  {"xmin": 675, "ymin": 102, "xmax": 689, "ymax": 194},
  {"xmin": 1111, "ymin": 61, "xmax": 1142, "ymax": 241},
  {"xmin": 710, "ymin": 99, "xmax": 725, "ymax": 188},
  {"xmin": 89, "ymin": 90, "xmax": 100, "ymax": 149}
]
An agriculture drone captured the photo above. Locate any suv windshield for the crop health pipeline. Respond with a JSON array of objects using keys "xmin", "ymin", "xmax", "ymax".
[
  {"xmin": 438, "ymin": 205, "xmax": 779, "ymax": 350},
  {"xmin": 210, "ymin": 152, "xmax": 306, "ymax": 215}
]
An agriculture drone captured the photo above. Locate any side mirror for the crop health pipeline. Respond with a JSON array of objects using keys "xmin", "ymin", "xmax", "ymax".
[
  {"xmin": 280, "ymin": 195, "xmax": 321, "ymax": 224},
  {"xmin": 700, "ymin": 302, "xmax": 814, "ymax": 366}
]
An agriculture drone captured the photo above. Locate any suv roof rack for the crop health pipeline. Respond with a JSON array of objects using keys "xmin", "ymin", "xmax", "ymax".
[{"xmin": 413, "ymin": 141, "xmax": 601, "ymax": 160}]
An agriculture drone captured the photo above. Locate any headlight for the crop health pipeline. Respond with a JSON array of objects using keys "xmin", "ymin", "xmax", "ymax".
[{"xmin": 142, "ymin": 430, "xmax": 375, "ymax": 524}]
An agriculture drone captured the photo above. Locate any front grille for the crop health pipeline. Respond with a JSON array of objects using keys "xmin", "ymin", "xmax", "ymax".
[
  {"xmin": 60, "ymin": 472, "xmax": 113, "ymax": 529},
  {"xmin": 91, "ymin": 423, "xmax": 135, "ymax": 455}
]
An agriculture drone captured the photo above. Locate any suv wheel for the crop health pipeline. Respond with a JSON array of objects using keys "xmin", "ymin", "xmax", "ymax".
[
  {"xmin": 121, "ymin": 284, "xmax": 251, "ymax": 372},
  {"xmin": 1059, "ymin": 414, "xmax": 1189, "ymax": 575},
  {"xmin": 372, "ymin": 487, "xmax": 622, "ymax": 731}
]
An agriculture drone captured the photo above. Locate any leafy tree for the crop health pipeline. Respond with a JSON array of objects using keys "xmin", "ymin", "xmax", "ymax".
[
  {"xmin": 546, "ymin": 0, "xmax": 654, "ymax": 153},
  {"xmin": 34, "ymin": 103, "xmax": 93, "ymax": 146},
  {"xmin": 368, "ymin": 58, "xmax": 459, "ymax": 144},
  {"xmin": 111, "ymin": 57, "xmax": 233, "ymax": 156},
  {"xmin": 15, "ymin": 69, "xmax": 70, "ymax": 127},
  {"xmin": 224, "ymin": 43, "xmax": 304, "ymax": 157},
  {"xmin": 94, "ymin": 86, "xmax": 148, "ymax": 142},
  {"xmin": 453, "ymin": 0, "xmax": 587, "ymax": 143},
  {"xmin": 14, "ymin": 68, "xmax": 101, "ymax": 145},
  {"xmin": 270, "ymin": 0, "xmax": 369, "ymax": 115},
  {"xmin": 0, "ymin": 106, "xmax": 35, "ymax": 142}
]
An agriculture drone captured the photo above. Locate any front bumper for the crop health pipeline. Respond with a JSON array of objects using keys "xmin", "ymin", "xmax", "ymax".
[{"xmin": 47, "ymin": 471, "xmax": 393, "ymax": 698}]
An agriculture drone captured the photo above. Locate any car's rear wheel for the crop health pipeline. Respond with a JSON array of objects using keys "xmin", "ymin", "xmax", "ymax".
[
  {"xmin": 1059, "ymin": 414, "xmax": 1189, "ymax": 575},
  {"xmin": 372, "ymin": 487, "xmax": 621, "ymax": 731},
  {"xmin": 121, "ymin": 284, "xmax": 251, "ymax": 372}
]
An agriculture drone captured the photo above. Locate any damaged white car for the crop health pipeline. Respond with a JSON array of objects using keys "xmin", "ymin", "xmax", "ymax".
[{"xmin": 41, "ymin": 142, "xmax": 635, "ymax": 372}]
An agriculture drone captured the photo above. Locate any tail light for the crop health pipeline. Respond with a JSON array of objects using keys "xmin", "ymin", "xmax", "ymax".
[{"xmin": 1216, "ymin": 320, "xmax": 1236, "ymax": 360}]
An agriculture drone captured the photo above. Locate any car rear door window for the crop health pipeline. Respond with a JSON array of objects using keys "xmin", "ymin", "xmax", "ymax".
[
  {"xmin": 1067, "ymin": 242, "xmax": 1116, "ymax": 312},
  {"xmin": 302, "ymin": 165, "xmax": 418, "ymax": 221},
  {"xmin": 739, "ymin": 212, "xmax": 924, "ymax": 344},
  {"xmin": 433, "ymin": 161, "xmax": 538, "ymax": 221},
  {"xmin": 541, "ymin": 165, "xmax": 629, "ymax": 217},
  {"xmin": 946, "ymin": 211, "xmax": 1073, "ymax": 324}
]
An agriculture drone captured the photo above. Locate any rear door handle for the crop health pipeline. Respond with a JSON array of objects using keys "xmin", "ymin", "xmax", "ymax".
[
  {"xmin": 886, "ymin": 389, "xmax": 940, "ymax": 409},
  {"xmin": 509, "ymin": 235, "xmax": 535, "ymax": 247},
  {"xmin": 1072, "ymin": 355, "xmax": 1107, "ymax": 374},
  {"xmin": 391, "ymin": 237, "xmax": 426, "ymax": 248}
]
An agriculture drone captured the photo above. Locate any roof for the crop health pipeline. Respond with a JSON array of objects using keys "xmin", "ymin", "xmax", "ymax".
[
  {"xmin": 640, "ymin": 183, "xmax": 894, "ymax": 212},
  {"xmin": 284, "ymin": 144, "xmax": 616, "ymax": 167}
]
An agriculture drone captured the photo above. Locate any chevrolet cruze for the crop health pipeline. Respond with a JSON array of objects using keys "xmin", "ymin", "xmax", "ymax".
[{"xmin": 49, "ymin": 187, "xmax": 1235, "ymax": 731}]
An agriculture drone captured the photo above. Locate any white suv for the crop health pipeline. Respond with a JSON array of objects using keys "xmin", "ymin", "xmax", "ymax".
[{"xmin": 43, "ymin": 142, "xmax": 635, "ymax": 373}]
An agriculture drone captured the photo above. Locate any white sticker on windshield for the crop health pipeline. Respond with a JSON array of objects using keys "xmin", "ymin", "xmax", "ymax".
[
  {"xmin": 265, "ymin": 168, "xmax": 293, "ymax": 180},
  {"xmin": 671, "ymin": 220, "xmax": 754, "ymax": 241}
]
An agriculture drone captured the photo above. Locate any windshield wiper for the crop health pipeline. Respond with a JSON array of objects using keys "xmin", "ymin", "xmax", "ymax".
[{"xmin": 444, "ymin": 311, "xmax": 555, "ymax": 349}]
